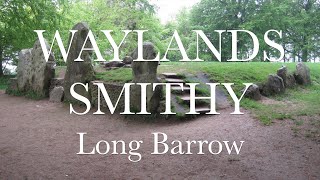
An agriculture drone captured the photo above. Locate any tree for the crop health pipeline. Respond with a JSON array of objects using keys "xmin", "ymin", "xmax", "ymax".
[
  {"xmin": 295, "ymin": 0, "xmax": 320, "ymax": 62},
  {"xmin": 181, "ymin": 0, "xmax": 320, "ymax": 62},
  {"xmin": 189, "ymin": 0, "xmax": 258, "ymax": 61},
  {"xmin": 243, "ymin": 0, "xmax": 320, "ymax": 62},
  {"xmin": 0, "ymin": 0, "xmax": 66, "ymax": 76},
  {"xmin": 58, "ymin": 0, "xmax": 162, "ymax": 62}
]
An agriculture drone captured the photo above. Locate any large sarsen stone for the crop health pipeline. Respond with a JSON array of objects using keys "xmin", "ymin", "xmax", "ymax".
[
  {"xmin": 294, "ymin": 63, "xmax": 311, "ymax": 85},
  {"xmin": 131, "ymin": 42, "xmax": 162, "ymax": 113},
  {"xmin": 16, "ymin": 40, "xmax": 55, "ymax": 97},
  {"xmin": 64, "ymin": 22, "xmax": 95, "ymax": 102}
]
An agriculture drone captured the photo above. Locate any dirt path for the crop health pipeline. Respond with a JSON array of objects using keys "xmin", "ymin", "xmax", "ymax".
[{"xmin": 0, "ymin": 91, "xmax": 319, "ymax": 179}]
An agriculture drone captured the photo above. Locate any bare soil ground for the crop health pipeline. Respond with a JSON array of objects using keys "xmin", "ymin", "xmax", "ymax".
[{"xmin": 0, "ymin": 90, "xmax": 319, "ymax": 179}]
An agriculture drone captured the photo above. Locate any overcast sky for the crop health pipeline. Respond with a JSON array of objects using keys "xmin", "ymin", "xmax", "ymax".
[{"xmin": 150, "ymin": 0, "xmax": 200, "ymax": 24}]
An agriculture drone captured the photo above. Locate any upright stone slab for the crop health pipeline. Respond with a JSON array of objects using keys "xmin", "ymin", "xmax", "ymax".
[
  {"xmin": 277, "ymin": 66, "xmax": 288, "ymax": 87},
  {"xmin": 15, "ymin": 40, "xmax": 55, "ymax": 97},
  {"xmin": 131, "ymin": 42, "xmax": 162, "ymax": 113},
  {"xmin": 64, "ymin": 22, "xmax": 95, "ymax": 102},
  {"xmin": 16, "ymin": 49, "xmax": 32, "ymax": 91},
  {"xmin": 49, "ymin": 86, "xmax": 64, "ymax": 102},
  {"xmin": 277, "ymin": 66, "xmax": 296, "ymax": 88}
]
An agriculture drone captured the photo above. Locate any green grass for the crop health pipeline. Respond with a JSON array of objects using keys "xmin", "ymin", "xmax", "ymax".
[
  {"xmin": 6, "ymin": 88, "xmax": 46, "ymax": 100},
  {"xmin": 94, "ymin": 62, "xmax": 299, "ymax": 92},
  {"xmin": 95, "ymin": 68, "xmax": 132, "ymax": 83},
  {"xmin": 240, "ymin": 76, "xmax": 319, "ymax": 125},
  {"xmin": 160, "ymin": 62, "xmax": 298, "ymax": 94},
  {"xmin": 1, "ymin": 75, "xmax": 46, "ymax": 100},
  {"xmin": 0, "ymin": 75, "xmax": 14, "ymax": 90},
  {"xmin": 25, "ymin": 90, "xmax": 46, "ymax": 100},
  {"xmin": 241, "ymin": 98, "xmax": 293, "ymax": 125}
]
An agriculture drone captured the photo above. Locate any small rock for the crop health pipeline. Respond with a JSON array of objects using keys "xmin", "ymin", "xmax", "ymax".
[
  {"xmin": 49, "ymin": 86, "xmax": 64, "ymax": 102},
  {"xmin": 261, "ymin": 74, "xmax": 285, "ymax": 96},
  {"xmin": 243, "ymin": 84, "xmax": 262, "ymax": 101},
  {"xmin": 123, "ymin": 56, "xmax": 133, "ymax": 64},
  {"xmin": 104, "ymin": 61, "xmax": 125, "ymax": 68}
]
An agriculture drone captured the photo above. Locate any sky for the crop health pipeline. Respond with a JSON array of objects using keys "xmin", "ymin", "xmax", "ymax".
[{"xmin": 150, "ymin": 0, "xmax": 200, "ymax": 24}]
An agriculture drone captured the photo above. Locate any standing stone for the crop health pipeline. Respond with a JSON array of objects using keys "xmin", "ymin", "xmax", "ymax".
[
  {"xmin": 294, "ymin": 62, "xmax": 311, "ymax": 85},
  {"xmin": 49, "ymin": 86, "xmax": 64, "ymax": 102},
  {"xmin": 30, "ymin": 40, "xmax": 55, "ymax": 96},
  {"xmin": 16, "ymin": 40, "xmax": 55, "ymax": 97},
  {"xmin": 277, "ymin": 66, "xmax": 296, "ymax": 88},
  {"xmin": 261, "ymin": 74, "xmax": 285, "ymax": 96},
  {"xmin": 16, "ymin": 49, "xmax": 32, "ymax": 91},
  {"xmin": 64, "ymin": 22, "xmax": 95, "ymax": 102},
  {"xmin": 131, "ymin": 42, "xmax": 162, "ymax": 113},
  {"xmin": 277, "ymin": 66, "xmax": 287, "ymax": 87}
]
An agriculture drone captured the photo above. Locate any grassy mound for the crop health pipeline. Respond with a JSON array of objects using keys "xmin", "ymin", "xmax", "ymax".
[{"xmin": 95, "ymin": 62, "xmax": 320, "ymax": 125}]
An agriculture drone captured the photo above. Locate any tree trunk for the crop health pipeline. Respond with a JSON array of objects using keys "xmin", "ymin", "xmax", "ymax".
[
  {"xmin": 0, "ymin": 47, "xmax": 3, "ymax": 76},
  {"xmin": 301, "ymin": 0, "xmax": 312, "ymax": 62},
  {"xmin": 302, "ymin": 49, "xmax": 308, "ymax": 62},
  {"xmin": 292, "ymin": 48, "xmax": 296, "ymax": 62},
  {"xmin": 302, "ymin": 36, "xmax": 308, "ymax": 62}
]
